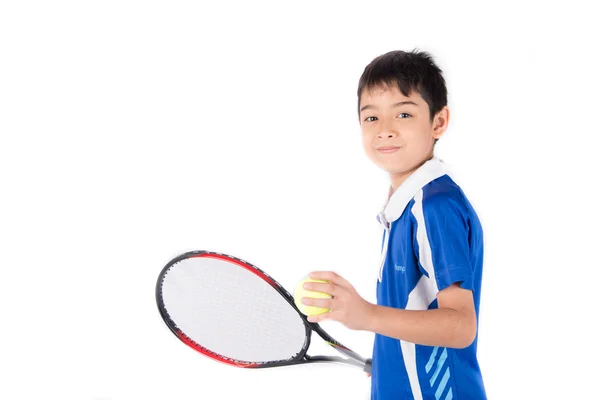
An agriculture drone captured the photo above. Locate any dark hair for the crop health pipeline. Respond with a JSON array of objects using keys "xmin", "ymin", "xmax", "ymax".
[{"xmin": 357, "ymin": 49, "xmax": 448, "ymax": 121}]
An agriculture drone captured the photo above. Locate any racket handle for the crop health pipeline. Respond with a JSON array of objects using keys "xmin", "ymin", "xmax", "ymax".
[{"xmin": 363, "ymin": 358, "xmax": 372, "ymax": 374}]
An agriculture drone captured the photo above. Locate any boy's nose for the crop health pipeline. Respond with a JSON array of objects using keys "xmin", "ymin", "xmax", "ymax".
[
  {"xmin": 377, "ymin": 121, "xmax": 399, "ymax": 138},
  {"xmin": 378, "ymin": 131, "xmax": 397, "ymax": 138}
]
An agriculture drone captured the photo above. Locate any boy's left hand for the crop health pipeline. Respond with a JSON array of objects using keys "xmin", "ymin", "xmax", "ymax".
[{"xmin": 302, "ymin": 271, "xmax": 374, "ymax": 331}]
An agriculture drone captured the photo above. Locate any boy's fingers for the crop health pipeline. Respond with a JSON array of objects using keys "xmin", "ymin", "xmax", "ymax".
[
  {"xmin": 302, "ymin": 281, "xmax": 338, "ymax": 296},
  {"xmin": 308, "ymin": 271, "xmax": 338, "ymax": 282},
  {"xmin": 302, "ymin": 297, "xmax": 333, "ymax": 309},
  {"xmin": 309, "ymin": 271, "xmax": 351, "ymax": 288}
]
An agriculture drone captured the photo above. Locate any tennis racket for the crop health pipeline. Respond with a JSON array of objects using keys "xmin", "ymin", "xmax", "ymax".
[{"xmin": 155, "ymin": 250, "xmax": 372, "ymax": 373}]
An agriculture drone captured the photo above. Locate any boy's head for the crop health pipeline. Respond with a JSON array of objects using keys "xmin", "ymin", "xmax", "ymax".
[{"xmin": 357, "ymin": 49, "xmax": 450, "ymax": 188}]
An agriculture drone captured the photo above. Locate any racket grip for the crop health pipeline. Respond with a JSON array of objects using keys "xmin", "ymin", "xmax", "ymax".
[{"xmin": 363, "ymin": 358, "xmax": 372, "ymax": 374}]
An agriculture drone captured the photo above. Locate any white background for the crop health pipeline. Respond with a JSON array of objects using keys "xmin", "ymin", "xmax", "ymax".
[{"xmin": 1, "ymin": 1, "xmax": 599, "ymax": 399}]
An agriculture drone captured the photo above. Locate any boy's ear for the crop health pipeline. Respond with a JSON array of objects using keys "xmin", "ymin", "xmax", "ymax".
[{"xmin": 432, "ymin": 106, "xmax": 450, "ymax": 140}]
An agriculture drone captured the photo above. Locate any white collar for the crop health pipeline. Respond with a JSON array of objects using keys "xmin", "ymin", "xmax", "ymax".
[{"xmin": 378, "ymin": 157, "xmax": 447, "ymax": 227}]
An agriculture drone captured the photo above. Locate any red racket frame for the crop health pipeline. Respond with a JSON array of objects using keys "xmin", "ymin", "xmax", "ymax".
[{"xmin": 155, "ymin": 250, "xmax": 371, "ymax": 372}]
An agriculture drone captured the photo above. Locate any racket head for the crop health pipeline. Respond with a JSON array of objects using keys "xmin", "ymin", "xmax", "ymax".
[{"xmin": 155, "ymin": 250, "xmax": 313, "ymax": 368}]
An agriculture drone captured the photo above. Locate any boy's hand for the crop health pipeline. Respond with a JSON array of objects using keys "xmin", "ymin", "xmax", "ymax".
[{"xmin": 301, "ymin": 271, "xmax": 375, "ymax": 331}]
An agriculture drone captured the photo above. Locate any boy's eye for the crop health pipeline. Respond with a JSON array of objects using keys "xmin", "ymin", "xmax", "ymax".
[
  {"xmin": 364, "ymin": 116, "xmax": 378, "ymax": 122},
  {"xmin": 397, "ymin": 113, "xmax": 411, "ymax": 119}
]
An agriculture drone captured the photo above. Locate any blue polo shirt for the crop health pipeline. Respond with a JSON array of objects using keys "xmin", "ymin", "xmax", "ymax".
[{"xmin": 371, "ymin": 158, "xmax": 486, "ymax": 400}]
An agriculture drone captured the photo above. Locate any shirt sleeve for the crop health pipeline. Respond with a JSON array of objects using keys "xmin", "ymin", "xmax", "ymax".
[{"xmin": 412, "ymin": 191, "xmax": 474, "ymax": 293}]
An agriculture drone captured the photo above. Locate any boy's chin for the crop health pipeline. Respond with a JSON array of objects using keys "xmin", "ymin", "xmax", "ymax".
[
  {"xmin": 382, "ymin": 166, "xmax": 409, "ymax": 175},
  {"xmin": 381, "ymin": 159, "xmax": 428, "ymax": 176}
]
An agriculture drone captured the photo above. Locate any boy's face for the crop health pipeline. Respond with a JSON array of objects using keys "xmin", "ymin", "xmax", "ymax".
[{"xmin": 359, "ymin": 84, "xmax": 448, "ymax": 189}]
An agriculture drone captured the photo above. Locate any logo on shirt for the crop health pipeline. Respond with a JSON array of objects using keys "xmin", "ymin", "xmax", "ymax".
[{"xmin": 395, "ymin": 265, "xmax": 406, "ymax": 272}]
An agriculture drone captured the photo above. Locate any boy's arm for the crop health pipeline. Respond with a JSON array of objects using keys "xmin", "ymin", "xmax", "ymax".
[
  {"xmin": 368, "ymin": 283, "xmax": 477, "ymax": 348},
  {"xmin": 302, "ymin": 273, "xmax": 477, "ymax": 349}
]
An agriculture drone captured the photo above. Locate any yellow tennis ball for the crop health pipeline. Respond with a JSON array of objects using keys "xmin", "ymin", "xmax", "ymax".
[{"xmin": 293, "ymin": 278, "xmax": 332, "ymax": 316}]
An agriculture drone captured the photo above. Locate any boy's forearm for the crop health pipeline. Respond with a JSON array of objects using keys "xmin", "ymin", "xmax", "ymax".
[{"xmin": 365, "ymin": 304, "xmax": 476, "ymax": 349}]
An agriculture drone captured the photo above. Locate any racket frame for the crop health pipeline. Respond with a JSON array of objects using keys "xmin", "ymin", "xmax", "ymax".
[{"xmin": 155, "ymin": 250, "xmax": 372, "ymax": 373}]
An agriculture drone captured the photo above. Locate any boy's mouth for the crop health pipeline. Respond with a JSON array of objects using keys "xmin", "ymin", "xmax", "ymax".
[{"xmin": 377, "ymin": 146, "xmax": 401, "ymax": 154}]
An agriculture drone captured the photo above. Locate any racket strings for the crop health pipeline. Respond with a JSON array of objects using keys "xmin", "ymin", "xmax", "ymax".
[{"xmin": 160, "ymin": 256, "xmax": 307, "ymax": 364}]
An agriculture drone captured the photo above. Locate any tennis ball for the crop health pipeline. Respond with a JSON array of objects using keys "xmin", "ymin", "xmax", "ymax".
[{"xmin": 293, "ymin": 278, "xmax": 332, "ymax": 316}]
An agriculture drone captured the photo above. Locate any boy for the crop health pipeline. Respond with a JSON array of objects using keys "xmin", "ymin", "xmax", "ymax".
[{"xmin": 302, "ymin": 50, "xmax": 487, "ymax": 399}]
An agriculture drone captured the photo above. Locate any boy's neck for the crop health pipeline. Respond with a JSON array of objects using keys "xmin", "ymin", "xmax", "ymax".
[{"xmin": 388, "ymin": 156, "xmax": 435, "ymax": 196}]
